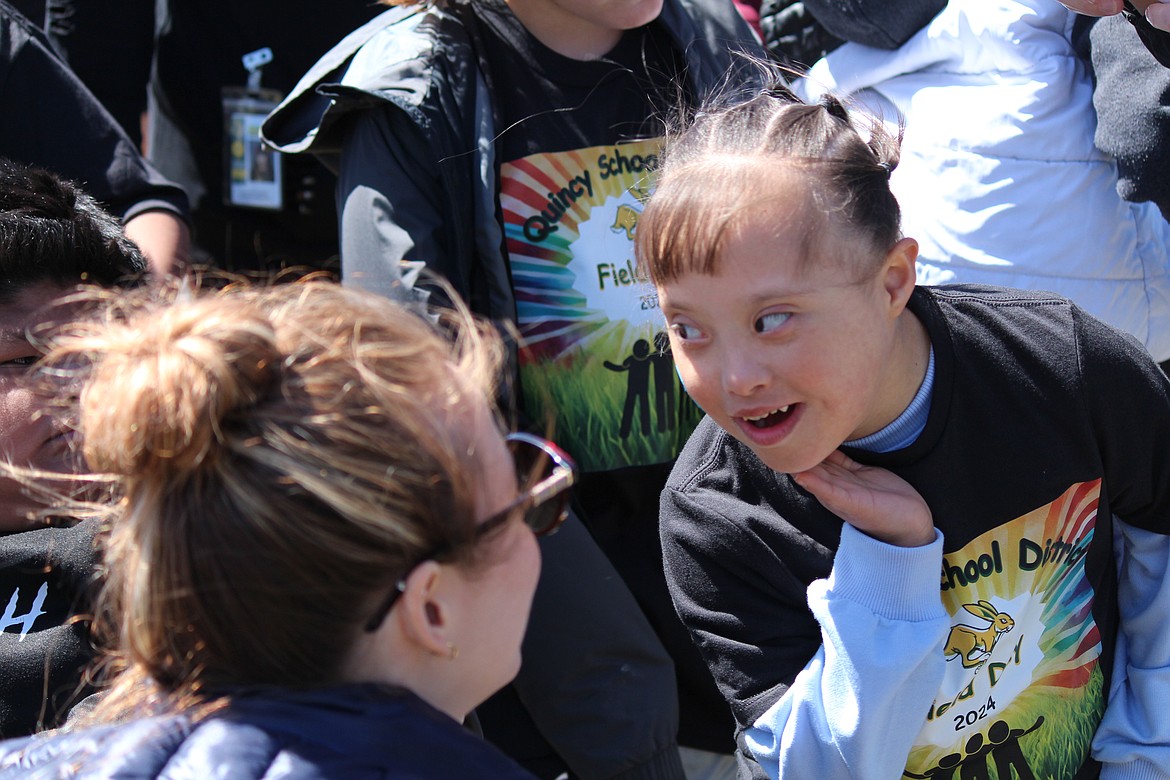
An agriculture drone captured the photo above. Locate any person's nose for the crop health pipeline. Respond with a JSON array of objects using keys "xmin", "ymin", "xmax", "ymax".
[{"xmin": 721, "ymin": 346, "xmax": 770, "ymax": 398}]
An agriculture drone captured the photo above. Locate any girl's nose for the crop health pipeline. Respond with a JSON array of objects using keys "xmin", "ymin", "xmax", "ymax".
[{"xmin": 722, "ymin": 351, "xmax": 769, "ymax": 398}]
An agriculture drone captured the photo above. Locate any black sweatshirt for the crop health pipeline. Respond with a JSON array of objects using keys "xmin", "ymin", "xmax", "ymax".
[{"xmin": 661, "ymin": 285, "xmax": 1170, "ymax": 778}]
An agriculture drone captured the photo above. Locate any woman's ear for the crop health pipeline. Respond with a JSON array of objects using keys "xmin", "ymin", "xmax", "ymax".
[
  {"xmin": 880, "ymin": 237, "xmax": 919, "ymax": 313},
  {"xmin": 392, "ymin": 561, "xmax": 454, "ymax": 659}
]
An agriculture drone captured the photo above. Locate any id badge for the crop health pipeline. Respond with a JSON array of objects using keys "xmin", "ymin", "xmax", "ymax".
[{"xmin": 223, "ymin": 87, "xmax": 283, "ymax": 210}]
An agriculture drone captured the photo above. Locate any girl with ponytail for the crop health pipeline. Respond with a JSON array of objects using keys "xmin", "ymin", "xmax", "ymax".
[{"xmin": 636, "ymin": 83, "xmax": 1170, "ymax": 779}]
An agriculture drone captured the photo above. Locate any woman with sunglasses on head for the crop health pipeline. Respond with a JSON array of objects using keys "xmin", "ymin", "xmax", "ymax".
[{"xmin": 0, "ymin": 280, "xmax": 575, "ymax": 779}]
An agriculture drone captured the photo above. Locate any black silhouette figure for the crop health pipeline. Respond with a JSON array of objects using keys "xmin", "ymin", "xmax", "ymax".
[
  {"xmin": 651, "ymin": 331, "xmax": 676, "ymax": 432},
  {"xmin": 904, "ymin": 751, "xmax": 963, "ymax": 779},
  {"xmin": 988, "ymin": 717, "xmax": 1045, "ymax": 780},
  {"xmin": 957, "ymin": 732, "xmax": 995, "ymax": 780},
  {"xmin": 906, "ymin": 715, "xmax": 1047, "ymax": 780},
  {"xmin": 605, "ymin": 339, "xmax": 653, "ymax": 438}
]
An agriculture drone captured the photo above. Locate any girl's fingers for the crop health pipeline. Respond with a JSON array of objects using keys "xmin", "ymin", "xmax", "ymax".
[{"xmin": 1148, "ymin": 1, "xmax": 1170, "ymax": 30}]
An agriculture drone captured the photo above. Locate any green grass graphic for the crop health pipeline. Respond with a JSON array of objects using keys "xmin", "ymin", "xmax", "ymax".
[
  {"xmin": 520, "ymin": 339, "xmax": 703, "ymax": 472},
  {"xmin": 905, "ymin": 666, "xmax": 1104, "ymax": 779}
]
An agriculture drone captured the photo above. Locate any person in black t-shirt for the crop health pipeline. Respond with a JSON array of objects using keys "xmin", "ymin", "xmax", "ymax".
[
  {"xmin": 0, "ymin": 158, "xmax": 146, "ymax": 738},
  {"xmin": 8, "ymin": 0, "xmax": 374, "ymax": 275}
]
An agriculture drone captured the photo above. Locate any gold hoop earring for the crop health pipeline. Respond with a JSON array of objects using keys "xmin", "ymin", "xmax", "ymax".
[{"xmin": 447, "ymin": 642, "xmax": 459, "ymax": 661}]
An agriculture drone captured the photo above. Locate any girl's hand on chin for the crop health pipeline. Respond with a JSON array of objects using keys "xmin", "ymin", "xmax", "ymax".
[
  {"xmin": 1147, "ymin": 0, "xmax": 1170, "ymax": 31},
  {"xmin": 1054, "ymin": 0, "xmax": 1125, "ymax": 16},
  {"xmin": 1056, "ymin": 0, "xmax": 1170, "ymax": 31},
  {"xmin": 792, "ymin": 450, "xmax": 935, "ymax": 548}
]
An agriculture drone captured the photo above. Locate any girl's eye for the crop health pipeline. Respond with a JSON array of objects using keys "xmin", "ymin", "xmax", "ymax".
[
  {"xmin": 754, "ymin": 311, "xmax": 790, "ymax": 334},
  {"xmin": 1, "ymin": 355, "xmax": 37, "ymax": 368},
  {"xmin": 669, "ymin": 322, "xmax": 704, "ymax": 342}
]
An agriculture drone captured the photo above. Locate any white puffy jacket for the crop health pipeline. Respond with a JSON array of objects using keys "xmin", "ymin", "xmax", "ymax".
[{"xmin": 796, "ymin": 0, "xmax": 1170, "ymax": 361}]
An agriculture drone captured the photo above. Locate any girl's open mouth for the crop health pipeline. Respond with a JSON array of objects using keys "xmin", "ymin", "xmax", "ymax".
[{"xmin": 741, "ymin": 405, "xmax": 793, "ymax": 429}]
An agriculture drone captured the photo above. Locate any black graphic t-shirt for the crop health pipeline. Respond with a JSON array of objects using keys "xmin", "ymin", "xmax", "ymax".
[
  {"xmin": 471, "ymin": 0, "xmax": 698, "ymax": 474},
  {"xmin": 0, "ymin": 520, "xmax": 98, "ymax": 737},
  {"xmin": 468, "ymin": 2, "xmax": 738, "ymax": 753}
]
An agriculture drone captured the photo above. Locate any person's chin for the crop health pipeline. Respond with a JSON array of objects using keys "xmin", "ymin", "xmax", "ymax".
[
  {"xmin": 752, "ymin": 434, "xmax": 841, "ymax": 477},
  {"xmin": 28, "ymin": 436, "xmax": 89, "ymax": 497},
  {"xmin": 621, "ymin": 0, "xmax": 664, "ymax": 28}
]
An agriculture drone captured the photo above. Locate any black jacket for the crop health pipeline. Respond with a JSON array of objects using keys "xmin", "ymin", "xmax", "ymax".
[{"xmin": 758, "ymin": 0, "xmax": 945, "ymax": 67}]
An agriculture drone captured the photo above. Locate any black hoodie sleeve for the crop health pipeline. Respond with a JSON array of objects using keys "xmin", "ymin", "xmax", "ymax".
[{"xmin": 798, "ymin": 0, "xmax": 945, "ymax": 49}]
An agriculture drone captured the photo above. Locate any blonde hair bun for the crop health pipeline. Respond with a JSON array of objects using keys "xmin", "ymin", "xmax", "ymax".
[{"xmin": 79, "ymin": 295, "xmax": 279, "ymax": 478}]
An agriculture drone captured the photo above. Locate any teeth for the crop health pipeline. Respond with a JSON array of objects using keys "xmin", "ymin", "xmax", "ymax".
[{"xmin": 742, "ymin": 405, "xmax": 789, "ymax": 421}]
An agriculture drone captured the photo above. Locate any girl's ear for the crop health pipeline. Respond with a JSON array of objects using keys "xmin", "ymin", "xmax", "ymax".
[
  {"xmin": 393, "ymin": 561, "xmax": 453, "ymax": 659},
  {"xmin": 881, "ymin": 238, "xmax": 919, "ymax": 314}
]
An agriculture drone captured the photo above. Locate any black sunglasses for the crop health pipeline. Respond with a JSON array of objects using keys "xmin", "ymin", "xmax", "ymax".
[{"xmin": 363, "ymin": 432, "xmax": 577, "ymax": 633}]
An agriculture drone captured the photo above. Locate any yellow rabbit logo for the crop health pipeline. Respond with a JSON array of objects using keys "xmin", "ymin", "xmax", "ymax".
[
  {"xmin": 944, "ymin": 600, "xmax": 1015, "ymax": 669},
  {"xmin": 611, "ymin": 203, "xmax": 641, "ymax": 240}
]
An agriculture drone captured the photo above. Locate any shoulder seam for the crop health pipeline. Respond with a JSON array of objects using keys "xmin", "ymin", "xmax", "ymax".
[{"xmin": 673, "ymin": 426, "xmax": 729, "ymax": 493}]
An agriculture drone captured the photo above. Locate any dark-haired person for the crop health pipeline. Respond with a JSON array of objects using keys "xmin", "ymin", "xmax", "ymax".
[{"xmin": 0, "ymin": 157, "xmax": 147, "ymax": 737}]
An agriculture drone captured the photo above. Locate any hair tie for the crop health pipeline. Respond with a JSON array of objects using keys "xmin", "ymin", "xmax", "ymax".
[
  {"xmin": 820, "ymin": 94, "xmax": 851, "ymax": 123},
  {"xmin": 877, "ymin": 161, "xmax": 892, "ymax": 180}
]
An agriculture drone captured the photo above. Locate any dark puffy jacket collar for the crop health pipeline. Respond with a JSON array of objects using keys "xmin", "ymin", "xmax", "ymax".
[{"xmin": 0, "ymin": 683, "xmax": 537, "ymax": 779}]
